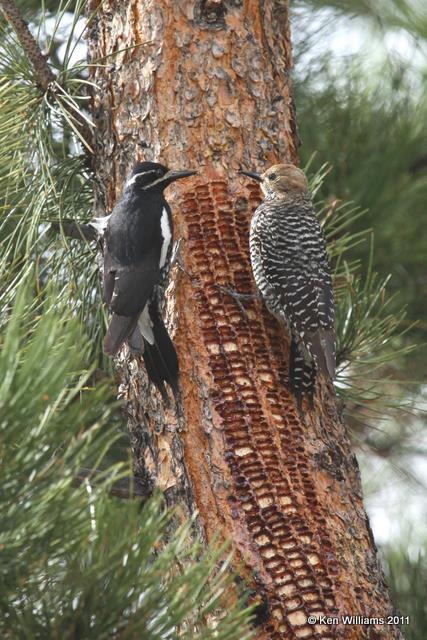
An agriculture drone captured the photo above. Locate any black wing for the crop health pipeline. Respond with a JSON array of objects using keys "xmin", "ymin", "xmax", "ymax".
[
  {"xmin": 103, "ymin": 192, "xmax": 164, "ymax": 317},
  {"xmin": 104, "ymin": 252, "xmax": 160, "ymax": 317}
]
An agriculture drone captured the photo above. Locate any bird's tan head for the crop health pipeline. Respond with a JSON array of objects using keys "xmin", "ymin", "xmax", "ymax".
[
  {"xmin": 241, "ymin": 163, "xmax": 309, "ymax": 197},
  {"xmin": 261, "ymin": 164, "xmax": 308, "ymax": 196}
]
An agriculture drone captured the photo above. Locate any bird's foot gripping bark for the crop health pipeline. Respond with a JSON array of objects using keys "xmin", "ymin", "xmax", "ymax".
[
  {"xmin": 217, "ymin": 285, "xmax": 260, "ymax": 318},
  {"xmin": 173, "ymin": 238, "xmax": 202, "ymax": 286},
  {"xmin": 171, "ymin": 238, "xmax": 183, "ymax": 268}
]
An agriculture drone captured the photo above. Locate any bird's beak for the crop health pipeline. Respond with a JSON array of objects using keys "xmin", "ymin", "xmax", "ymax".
[
  {"xmin": 144, "ymin": 169, "xmax": 197, "ymax": 190},
  {"xmin": 240, "ymin": 169, "xmax": 262, "ymax": 182},
  {"xmin": 165, "ymin": 169, "xmax": 198, "ymax": 182}
]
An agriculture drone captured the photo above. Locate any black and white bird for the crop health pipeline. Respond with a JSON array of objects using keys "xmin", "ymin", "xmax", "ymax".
[
  {"xmin": 241, "ymin": 164, "xmax": 336, "ymax": 407},
  {"xmin": 92, "ymin": 161, "xmax": 196, "ymax": 400}
]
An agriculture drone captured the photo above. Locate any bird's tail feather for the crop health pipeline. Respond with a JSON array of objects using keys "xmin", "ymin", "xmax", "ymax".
[
  {"xmin": 141, "ymin": 303, "xmax": 179, "ymax": 403},
  {"xmin": 104, "ymin": 303, "xmax": 179, "ymax": 403},
  {"xmin": 289, "ymin": 338, "xmax": 316, "ymax": 410},
  {"xmin": 308, "ymin": 329, "xmax": 335, "ymax": 380},
  {"xmin": 104, "ymin": 313, "xmax": 138, "ymax": 356},
  {"xmin": 126, "ymin": 301, "xmax": 179, "ymax": 403}
]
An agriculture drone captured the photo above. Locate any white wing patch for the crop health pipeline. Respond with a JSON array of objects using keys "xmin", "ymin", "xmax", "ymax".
[
  {"xmin": 138, "ymin": 305, "xmax": 155, "ymax": 345},
  {"xmin": 89, "ymin": 214, "xmax": 111, "ymax": 236},
  {"xmin": 159, "ymin": 207, "xmax": 172, "ymax": 269}
]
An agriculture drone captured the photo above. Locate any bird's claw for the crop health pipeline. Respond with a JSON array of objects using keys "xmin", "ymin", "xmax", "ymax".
[{"xmin": 217, "ymin": 285, "xmax": 259, "ymax": 318}]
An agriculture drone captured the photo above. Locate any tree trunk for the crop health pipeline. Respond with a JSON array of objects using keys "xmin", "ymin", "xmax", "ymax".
[{"xmin": 87, "ymin": 2, "xmax": 402, "ymax": 638}]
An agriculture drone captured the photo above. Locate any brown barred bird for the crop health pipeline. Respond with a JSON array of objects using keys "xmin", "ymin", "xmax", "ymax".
[{"xmin": 241, "ymin": 164, "xmax": 336, "ymax": 407}]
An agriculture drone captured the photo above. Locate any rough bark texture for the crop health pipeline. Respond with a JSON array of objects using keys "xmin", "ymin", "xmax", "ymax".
[{"xmin": 87, "ymin": 2, "xmax": 402, "ymax": 638}]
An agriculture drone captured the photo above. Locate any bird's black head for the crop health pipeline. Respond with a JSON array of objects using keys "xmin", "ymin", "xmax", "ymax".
[{"xmin": 126, "ymin": 161, "xmax": 196, "ymax": 192}]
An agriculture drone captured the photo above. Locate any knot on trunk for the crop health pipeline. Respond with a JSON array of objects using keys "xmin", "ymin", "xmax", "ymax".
[{"xmin": 195, "ymin": 0, "xmax": 227, "ymax": 29}]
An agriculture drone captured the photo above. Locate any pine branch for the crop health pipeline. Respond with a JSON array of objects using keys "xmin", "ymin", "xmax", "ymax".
[
  {"xmin": 73, "ymin": 468, "xmax": 149, "ymax": 500},
  {"xmin": 0, "ymin": 0, "xmax": 55, "ymax": 91},
  {"xmin": 51, "ymin": 220, "xmax": 98, "ymax": 242},
  {"xmin": 0, "ymin": 0, "xmax": 94, "ymax": 151}
]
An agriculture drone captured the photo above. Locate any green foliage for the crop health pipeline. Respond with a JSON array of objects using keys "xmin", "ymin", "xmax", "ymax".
[
  {"xmin": 296, "ymin": 3, "xmax": 427, "ymax": 633},
  {"xmin": 0, "ymin": 280, "xmax": 254, "ymax": 640},
  {"xmin": 11, "ymin": 0, "xmax": 75, "ymax": 16},
  {"xmin": 383, "ymin": 544, "xmax": 427, "ymax": 640},
  {"xmin": 294, "ymin": 0, "xmax": 427, "ymax": 423},
  {"xmin": 306, "ymin": 164, "xmax": 415, "ymax": 423},
  {"xmin": 297, "ymin": 65, "xmax": 427, "ymax": 330},
  {"xmin": 0, "ymin": 0, "xmax": 105, "ymax": 360},
  {"xmin": 295, "ymin": 0, "xmax": 427, "ymax": 40}
]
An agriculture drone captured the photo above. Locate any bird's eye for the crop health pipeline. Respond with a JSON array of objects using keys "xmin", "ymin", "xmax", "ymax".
[
  {"xmin": 268, "ymin": 173, "xmax": 277, "ymax": 180},
  {"xmin": 156, "ymin": 168, "xmax": 163, "ymax": 176}
]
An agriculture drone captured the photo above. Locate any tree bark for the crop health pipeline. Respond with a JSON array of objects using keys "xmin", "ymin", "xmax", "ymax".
[{"xmin": 87, "ymin": 2, "xmax": 402, "ymax": 638}]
